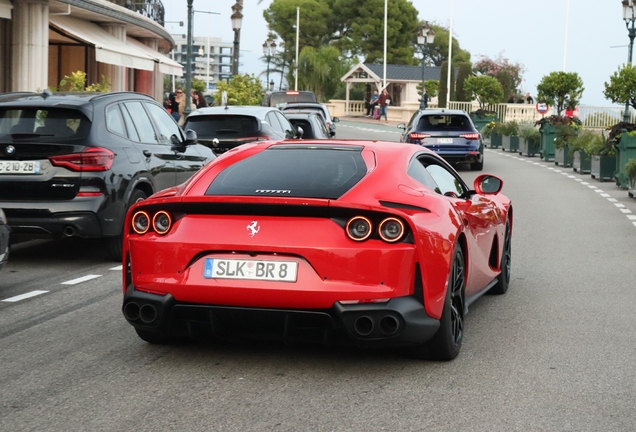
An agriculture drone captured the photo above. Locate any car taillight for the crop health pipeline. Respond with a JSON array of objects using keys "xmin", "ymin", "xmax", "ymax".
[
  {"xmin": 132, "ymin": 211, "xmax": 151, "ymax": 235},
  {"xmin": 378, "ymin": 217, "xmax": 405, "ymax": 243},
  {"xmin": 131, "ymin": 210, "xmax": 173, "ymax": 235},
  {"xmin": 346, "ymin": 216, "xmax": 373, "ymax": 241},
  {"xmin": 460, "ymin": 133, "xmax": 480, "ymax": 140},
  {"xmin": 49, "ymin": 147, "xmax": 114, "ymax": 172},
  {"xmin": 409, "ymin": 132, "xmax": 430, "ymax": 140},
  {"xmin": 286, "ymin": 91, "xmax": 300, "ymax": 95},
  {"xmin": 152, "ymin": 211, "xmax": 172, "ymax": 235}
]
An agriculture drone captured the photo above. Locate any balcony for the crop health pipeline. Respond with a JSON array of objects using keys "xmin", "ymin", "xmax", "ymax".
[{"xmin": 107, "ymin": 0, "xmax": 165, "ymax": 26}]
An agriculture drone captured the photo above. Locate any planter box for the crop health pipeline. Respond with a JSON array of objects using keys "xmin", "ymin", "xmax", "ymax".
[
  {"xmin": 554, "ymin": 146, "xmax": 571, "ymax": 167},
  {"xmin": 470, "ymin": 113, "xmax": 498, "ymax": 135},
  {"xmin": 501, "ymin": 135, "xmax": 511, "ymax": 151},
  {"xmin": 615, "ymin": 132, "xmax": 636, "ymax": 189},
  {"xmin": 539, "ymin": 123, "xmax": 559, "ymax": 161},
  {"xmin": 573, "ymin": 150, "xmax": 591, "ymax": 174},
  {"xmin": 518, "ymin": 137, "xmax": 539, "ymax": 157},
  {"xmin": 590, "ymin": 155, "xmax": 617, "ymax": 182},
  {"xmin": 489, "ymin": 132, "xmax": 502, "ymax": 148}
]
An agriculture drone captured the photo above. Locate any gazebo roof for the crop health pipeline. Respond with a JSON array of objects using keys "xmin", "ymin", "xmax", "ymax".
[{"xmin": 341, "ymin": 62, "xmax": 444, "ymax": 83}]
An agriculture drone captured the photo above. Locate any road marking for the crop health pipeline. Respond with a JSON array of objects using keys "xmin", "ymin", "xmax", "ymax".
[
  {"xmin": 607, "ymin": 198, "xmax": 618, "ymax": 202},
  {"xmin": 61, "ymin": 275, "xmax": 102, "ymax": 285},
  {"xmin": 627, "ymin": 215, "xmax": 636, "ymax": 220},
  {"xmin": 614, "ymin": 203, "xmax": 626, "ymax": 208},
  {"xmin": 621, "ymin": 209, "xmax": 632, "ymax": 213},
  {"xmin": 2, "ymin": 290, "xmax": 49, "ymax": 303},
  {"xmin": 110, "ymin": 265, "xmax": 123, "ymax": 271},
  {"xmin": 594, "ymin": 190, "xmax": 604, "ymax": 193}
]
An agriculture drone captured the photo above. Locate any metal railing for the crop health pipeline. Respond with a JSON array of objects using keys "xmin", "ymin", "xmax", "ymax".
[{"xmin": 107, "ymin": 0, "xmax": 165, "ymax": 26}]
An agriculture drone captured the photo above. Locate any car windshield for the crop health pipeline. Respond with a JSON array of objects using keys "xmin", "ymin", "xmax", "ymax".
[
  {"xmin": 417, "ymin": 114, "xmax": 472, "ymax": 131},
  {"xmin": 0, "ymin": 108, "xmax": 90, "ymax": 142},
  {"xmin": 206, "ymin": 146, "xmax": 366, "ymax": 199},
  {"xmin": 269, "ymin": 92, "xmax": 317, "ymax": 106},
  {"xmin": 185, "ymin": 115, "xmax": 260, "ymax": 137},
  {"xmin": 283, "ymin": 107, "xmax": 327, "ymax": 120}
]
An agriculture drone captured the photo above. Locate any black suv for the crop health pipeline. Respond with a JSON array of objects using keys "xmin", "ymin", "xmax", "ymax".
[{"xmin": 0, "ymin": 91, "xmax": 215, "ymax": 259}]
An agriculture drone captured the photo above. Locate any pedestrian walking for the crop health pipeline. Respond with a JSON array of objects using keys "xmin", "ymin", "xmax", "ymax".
[
  {"xmin": 366, "ymin": 90, "xmax": 379, "ymax": 117},
  {"xmin": 378, "ymin": 88, "xmax": 390, "ymax": 122},
  {"xmin": 525, "ymin": 92, "xmax": 534, "ymax": 104},
  {"xmin": 421, "ymin": 87, "xmax": 429, "ymax": 109}
]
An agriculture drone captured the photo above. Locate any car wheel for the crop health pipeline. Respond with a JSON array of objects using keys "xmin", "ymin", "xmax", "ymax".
[
  {"xmin": 106, "ymin": 189, "xmax": 147, "ymax": 262},
  {"xmin": 134, "ymin": 328, "xmax": 177, "ymax": 345},
  {"xmin": 407, "ymin": 245, "xmax": 465, "ymax": 361},
  {"xmin": 471, "ymin": 160, "xmax": 484, "ymax": 170},
  {"xmin": 490, "ymin": 219, "xmax": 511, "ymax": 295}
]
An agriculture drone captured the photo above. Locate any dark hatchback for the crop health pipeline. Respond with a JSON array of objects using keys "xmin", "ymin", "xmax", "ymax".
[
  {"xmin": 285, "ymin": 112, "xmax": 331, "ymax": 139},
  {"xmin": 398, "ymin": 109, "xmax": 484, "ymax": 170},
  {"xmin": 0, "ymin": 91, "xmax": 215, "ymax": 259},
  {"xmin": 183, "ymin": 106, "xmax": 299, "ymax": 154}
]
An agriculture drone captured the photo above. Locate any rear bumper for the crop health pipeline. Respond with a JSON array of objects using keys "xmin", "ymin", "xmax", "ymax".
[
  {"xmin": 6, "ymin": 211, "xmax": 102, "ymax": 238},
  {"xmin": 122, "ymin": 287, "xmax": 440, "ymax": 348}
]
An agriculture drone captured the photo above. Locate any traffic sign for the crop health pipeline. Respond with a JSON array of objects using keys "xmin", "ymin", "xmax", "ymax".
[{"xmin": 536, "ymin": 103, "xmax": 549, "ymax": 115}]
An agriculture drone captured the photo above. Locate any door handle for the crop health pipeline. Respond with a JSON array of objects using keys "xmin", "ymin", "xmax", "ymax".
[{"xmin": 142, "ymin": 150, "xmax": 152, "ymax": 158}]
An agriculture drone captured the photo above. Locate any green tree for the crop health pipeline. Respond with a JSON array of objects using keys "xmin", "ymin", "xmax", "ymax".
[
  {"xmin": 426, "ymin": 25, "xmax": 471, "ymax": 67},
  {"xmin": 454, "ymin": 62, "xmax": 473, "ymax": 102},
  {"xmin": 473, "ymin": 54, "xmax": 525, "ymax": 102},
  {"xmin": 604, "ymin": 64, "xmax": 636, "ymax": 112},
  {"xmin": 463, "ymin": 75, "xmax": 504, "ymax": 109},
  {"xmin": 214, "ymin": 74, "xmax": 263, "ymax": 106},
  {"xmin": 417, "ymin": 79, "xmax": 439, "ymax": 99},
  {"xmin": 297, "ymin": 45, "xmax": 350, "ymax": 101},
  {"xmin": 191, "ymin": 78, "xmax": 206, "ymax": 93},
  {"xmin": 439, "ymin": 61, "xmax": 456, "ymax": 107},
  {"xmin": 536, "ymin": 71, "xmax": 584, "ymax": 116},
  {"xmin": 264, "ymin": 0, "xmax": 333, "ymax": 51}
]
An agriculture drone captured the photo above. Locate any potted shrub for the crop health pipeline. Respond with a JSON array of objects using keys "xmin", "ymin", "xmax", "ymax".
[
  {"xmin": 605, "ymin": 123, "xmax": 636, "ymax": 189},
  {"xmin": 553, "ymin": 119, "xmax": 582, "ymax": 167},
  {"xmin": 500, "ymin": 121, "xmax": 519, "ymax": 152},
  {"xmin": 569, "ymin": 129, "xmax": 597, "ymax": 174},
  {"xmin": 536, "ymin": 71, "xmax": 585, "ymax": 161},
  {"xmin": 489, "ymin": 121, "xmax": 505, "ymax": 148},
  {"xmin": 464, "ymin": 75, "xmax": 504, "ymax": 132},
  {"xmin": 518, "ymin": 122, "xmax": 540, "ymax": 157},
  {"xmin": 587, "ymin": 131, "xmax": 617, "ymax": 182},
  {"xmin": 625, "ymin": 158, "xmax": 636, "ymax": 196},
  {"xmin": 480, "ymin": 120, "xmax": 496, "ymax": 147}
]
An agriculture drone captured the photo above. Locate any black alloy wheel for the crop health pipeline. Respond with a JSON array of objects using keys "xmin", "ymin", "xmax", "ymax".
[{"xmin": 490, "ymin": 219, "xmax": 511, "ymax": 295}]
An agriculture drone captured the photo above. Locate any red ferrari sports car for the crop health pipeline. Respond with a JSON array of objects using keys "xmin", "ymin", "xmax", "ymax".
[{"xmin": 122, "ymin": 140, "xmax": 512, "ymax": 360}]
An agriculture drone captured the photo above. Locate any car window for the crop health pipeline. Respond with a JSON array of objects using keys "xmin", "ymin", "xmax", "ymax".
[
  {"xmin": 123, "ymin": 102, "xmax": 158, "ymax": 143},
  {"xmin": 406, "ymin": 111, "xmax": 419, "ymax": 129},
  {"xmin": 268, "ymin": 91, "xmax": 317, "ymax": 106},
  {"xmin": 119, "ymin": 103, "xmax": 140, "ymax": 142},
  {"xmin": 316, "ymin": 116, "xmax": 330, "ymax": 137},
  {"xmin": 274, "ymin": 111, "xmax": 294, "ymax": 135},
  {"xmin": 266, "ymin": 112, "xmax": 283, "ymax": 133},
  {"xmin": 417, "ymin": 114, "xmax": 471, "ymax": 131},
  {"xmin": 0, "ymin": 108, "xmax": 89, "ymax": 141},
  {"xmin": 289, "ymin": 119, "xmax": 312, "ymax": 137},
  {"xmin": 283, "ymin": 107, "xmax": 327, "ymax": 121},
  {"xmin": 425, "ymin": 162, "xmax": 466, "ymax": 197},
  {"xmin": 106, "ymin": 104, "xmax": 127, "ymax": 137},
  {"xmin": 145, "ymin": 102, "xmax": 182, "ymax": 145},
  {"xmin": 408, "ymin": 158, "xmax": 441, "ymax": 192},
  {"xmin": 185, "ymin": 115, "xmax": 260, "ymax": 138}
]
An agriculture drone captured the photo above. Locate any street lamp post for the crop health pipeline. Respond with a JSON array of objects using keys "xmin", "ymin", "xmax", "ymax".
[
  {"xmin": 417, "ymin": 23, "xmax": 435, "ymax": 110},
  {"xmin": 194, "ymin": 10, "xmax": 220, "ymax": 91},
  {"xmin": 623, "ymin": 0, "xmax": 636, "ymax": 122},
  {"xmin": 262, "ymin": 37, "xmax": 277, "ymax": 89},
  {"xmin": 231, "ymin": 1, "xmax": 243, "ymax": 76},
  {"xmin": 184, "ymin": 0, "xmax": 194, "ymax": 117}
]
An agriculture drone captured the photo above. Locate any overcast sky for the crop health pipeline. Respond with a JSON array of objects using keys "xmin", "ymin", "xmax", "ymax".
[{"xmin": 164, "ymin": 0, "xmax": 628, "ymax": 106}]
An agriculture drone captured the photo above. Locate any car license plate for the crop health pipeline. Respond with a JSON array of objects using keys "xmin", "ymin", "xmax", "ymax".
[
  {"xmin": 0, "ymin": 161, "xmax": 41, "ymax": 174},
  {"xmin": 437, "ymin": 138, "xmax": 453, "ymax": 144},
  {"xmin": 204, "ymin": 258, "xmax": 298, "ymax": 282}
]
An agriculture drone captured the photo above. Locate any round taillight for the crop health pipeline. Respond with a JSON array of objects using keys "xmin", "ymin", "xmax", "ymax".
[
  {"xmin": 379, "ymin": 217, "xmax": 405, "ymax": 242},
  {"xmin": 131, "ymin": 211, "xmax": 150, "ymax": 235},
  {"xmin": 346, "ymin": 216, "xmax": 373, "ymax": 241},
  {"xmin": 152, "ymin": 211, "xmax": 172, "ymax": 235}
]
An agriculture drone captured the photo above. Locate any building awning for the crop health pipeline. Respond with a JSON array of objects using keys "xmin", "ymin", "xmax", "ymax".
[
  {"xmin": 127, "ymin": 38, "xmax": 183, "ymax": 77},
  {"xmin": 0, "ymin": 0, "xmax": 12, "ymax": 20},
  {"xmin": 49, "ymin": 16, "xmax": 155, "ymax": 71}
]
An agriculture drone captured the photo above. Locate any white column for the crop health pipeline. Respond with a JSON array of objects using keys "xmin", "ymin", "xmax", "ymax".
[
  {"xmin": 11, "ymin": 0, "xmax": 49, "ymax": 92},
  {"xmin": 100, "ymin": 23, "xmax": 127, "ymax": 91}
]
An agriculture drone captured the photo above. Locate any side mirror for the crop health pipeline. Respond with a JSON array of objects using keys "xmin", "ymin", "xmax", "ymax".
[
  {"xmin": 296, "ymin": 126, "xmax": 304, "ymax": 139},
  {"xmin": 397, "ymin": 123, "xmax": 406, "ymax": 130},
  {"xmin": 332, "ymin": 117, "xmax": 340, "ymax": 123},
  {"xmin": 474, "ymin": 174, "xmax": 503, "ymax": 195},
  {"xmin": 184, "ymin": 129, "xmax": 198, "ymax": 145}
]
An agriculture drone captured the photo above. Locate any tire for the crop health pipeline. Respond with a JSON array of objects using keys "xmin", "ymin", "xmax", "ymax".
[
  {"xmin": 106, "ymin": 189, "xmax": 147, "ymax": 261},
  {"xmin": 407, "ymin": 245, "xmax": 465, "ymax": 361},
  {"xmin": 490, "ymin": 219, "xmax": 511, "ymax": 295},
  {"xmin": 134, "ymin": 328, "xmax": 176, "ymax": 345},
  {"xmin": 471, "ymin": 160, "xmax": 484, "ymax": 170}
]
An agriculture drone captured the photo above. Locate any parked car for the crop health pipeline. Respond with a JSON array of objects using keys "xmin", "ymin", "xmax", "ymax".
[
  {"xmin": 398, "ymin": 109, "xmax": 484, "ymax": 170},
  {"xmin": 261, "ymin": 90, "xmax": 317, "ymax": 107},
  {"xmin": 0, "ymin": 208, "xmax": 9, "ymax": 271},
  {"xmin": 121, "ymin": 139, "xmax": 512, "ymax": 361},
  {"xmin": 0, "ymin": 90, "xmax": 215, "ymax": 260},
  {"xmin": 284, "ymin": 112, "xmax": 332, "ymax": 139},
  {"xmin": 280, "ymin": 103, "xmax": 339, "ymax": 137},
  {"xmin": 183, "ymin": 106, "xmax": 300, "ymax": 154}
]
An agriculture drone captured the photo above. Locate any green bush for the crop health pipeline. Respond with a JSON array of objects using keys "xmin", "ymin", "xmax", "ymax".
[
  {"xmin": 584, "ymin": 131, "xmax": 615, "ymax": 156},
  {"xmin": 498, "ymin": 120, "xmax": 519, "ymax": 136},
  {"xmin": 518, "ymin": 122, "xmax": 540, "ymax": 146},
  {"xmin": 625, "ymin": 158, "xmax": 636, "ymax": 187}
]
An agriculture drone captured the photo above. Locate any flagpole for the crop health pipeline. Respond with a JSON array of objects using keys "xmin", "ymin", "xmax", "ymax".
[
  {"xmin": 383, "ymin": 0, "xmax": 387, "ymax": 89},
  {"xmin": 295, "ymin": 7, "xmax": 300, "ymax": 90},
  {"xmin": 563, "ymin": 0, "xmax": 570, "ymax": 71},
  {"xmin": 446, "ymin": 0, "xmax": 454, "ymax": 106}
]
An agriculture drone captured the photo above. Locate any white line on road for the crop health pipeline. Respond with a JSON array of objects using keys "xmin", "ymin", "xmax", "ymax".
[
  {"xmin": 110, "ymin": 265, "xmax": 123, "ymax": 271},
  {"xmin": 2, "ymin": 290, "xmax": 49, "ymax": 303},
  {"xmin": 61, "ymin": 275, "xmax": 102, "ymax": 285}
]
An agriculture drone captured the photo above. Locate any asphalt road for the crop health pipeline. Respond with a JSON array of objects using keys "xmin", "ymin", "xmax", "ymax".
[{"xmin": 1, "ymin": 121, "xmax": 636, "ymax": 431}]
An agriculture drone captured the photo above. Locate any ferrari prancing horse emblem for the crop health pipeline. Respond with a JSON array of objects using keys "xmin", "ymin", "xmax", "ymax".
[{"xmin": 247, "ymin": 220, "xmax": 260, "ymax": 237}]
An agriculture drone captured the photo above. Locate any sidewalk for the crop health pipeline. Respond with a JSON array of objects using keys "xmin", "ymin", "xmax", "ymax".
[{"xmin": 340, "ymin": 115, "xmax": 404, "ymax": 127}]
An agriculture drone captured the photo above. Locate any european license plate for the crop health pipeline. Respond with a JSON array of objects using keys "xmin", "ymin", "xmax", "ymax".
[
  {"xmin": 437, "ymin": 138, "xmax": 453, "ymax": 144},
  {"xmin": 204, "ymin": 258, "xmax": 298, "ymax": 282},
  {"xmin": 0, "ymin": 161, "xmax": 41, "ymax": 174}
]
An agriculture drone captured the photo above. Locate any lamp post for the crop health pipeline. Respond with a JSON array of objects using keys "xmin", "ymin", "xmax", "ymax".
[
  {"xmin": 262, "ymin": 37, "xmax": 277, "ymax": 89},
  {"xmin": 194, "ymin": 10, "xmax": 220, "ymax": 91},
  {"xmin": 417, "ymin": 23, "xmax": 435, "ymax": 110},
  {"xmin": 231, "ymin": 1, "xmax": 243, "ymax": 76},
  {"xmin": 184, "ymin": 0, "xmax": 194, "ymax": 117},
  {"xmin": 623, "ymin": 0, "xmax": 636, "ymax": 122}
]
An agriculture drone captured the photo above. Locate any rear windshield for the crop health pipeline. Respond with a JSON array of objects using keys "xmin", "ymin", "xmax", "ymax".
[
  {"xmin": 0, "ymin": 108, "xmax": 90, "ymax": 142},
  {"xmin": 206, "ymin": 146, "xmax": 366, "ymax": 199},
  {"xmin": 283, "ymin": 107, "xmax": 326, "ymax": 120},
  {"xmin": 184, "ymin": 115, "xmax": 260, "ymax": 137},
  {"xmin": 417, "ymin": 114, "xmax": 472, "ymax": 131},
  {"xmin": 268, "ymin": 92, "xmax": 317, "ymax": 106}
]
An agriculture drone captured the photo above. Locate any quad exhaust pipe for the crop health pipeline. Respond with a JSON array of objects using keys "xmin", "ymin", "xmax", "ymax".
[
  {"xmin": 353, "ymin": 314, "xmax": 401, "ymax": 337},
  {"xmin": 124, "ymin": 302, "xmax": 158, "ymax": 324}
]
